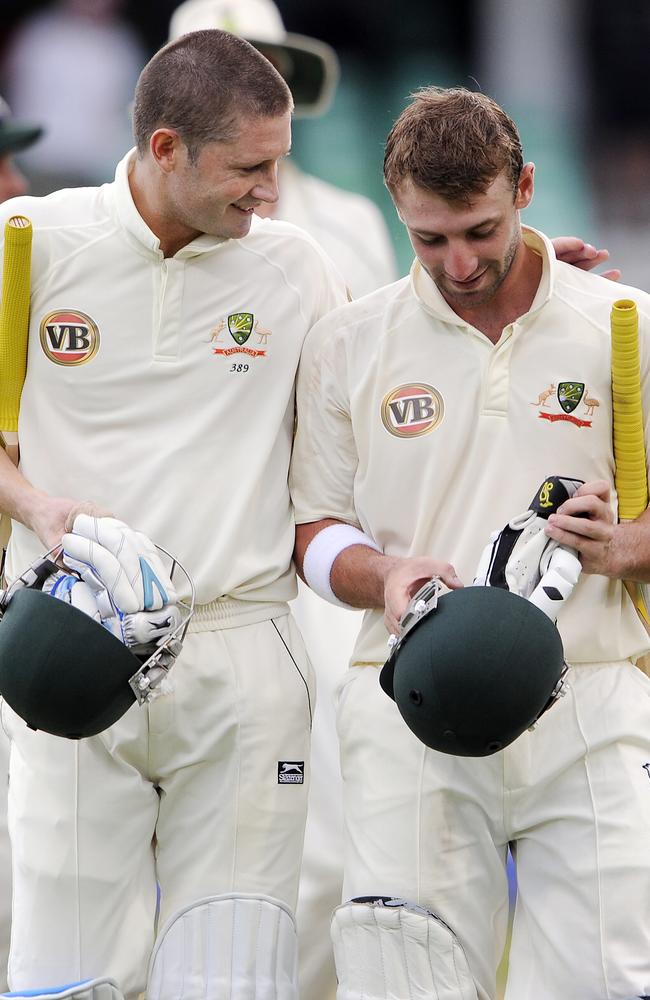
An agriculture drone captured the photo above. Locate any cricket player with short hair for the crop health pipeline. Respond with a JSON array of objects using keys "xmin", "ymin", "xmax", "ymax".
[
  {"xmin": 290, "ymin": 87, "xmax": 650, "ymax": 1000},
  {"xmin": 0, "ymin": 28, "xmax": 347, "ymax": 1000},
  {"xmin": 169, "ymin": 0, "xmax": 399, "ymax": 300}
]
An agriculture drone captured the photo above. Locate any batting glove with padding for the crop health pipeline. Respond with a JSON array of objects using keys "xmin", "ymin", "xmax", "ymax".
[
  {"xmin": 42, "ymin": 570, "xmax": 103, "ymax": 623},
  {"xmin": 473, "ymin": 475, "xmax": 583, "ymax": 622},
  {"xmin": 62, "ymin": 515, "xmax": 177, "ymax": 614},
  {"xmin": 42, "ymin": 568, "xmax": 182, "ymax": 654},
  {"xmin": 119, "ymin": 604, "xmax": 183, "ymax": 646}
]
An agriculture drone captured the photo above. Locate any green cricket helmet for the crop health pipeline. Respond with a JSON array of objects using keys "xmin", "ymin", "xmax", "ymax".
[
  {"xmin": 0, "ymin": 552, "xmax": 193, "ymax": 740},
  {"xmin": 380, "ymin": 581, "xmax": 567, "ymax": 757}
]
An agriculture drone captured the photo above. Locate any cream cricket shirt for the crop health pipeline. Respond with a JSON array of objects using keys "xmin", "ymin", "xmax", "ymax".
[
  {"xmin": 1, "ymin": 150, "xmax": 347, "ymax": 610},
  {"xmin": 291, "ymin": 227, "xmax": 650, "ymax": 665}
]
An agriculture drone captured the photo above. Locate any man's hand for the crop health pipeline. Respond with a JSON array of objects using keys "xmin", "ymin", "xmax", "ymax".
[
  {"xmin": 544, "ymin": 479, "xmax": 618, "ymax": 575},
  {"xmin": 27, "ymin": 495, "xmax": 113, "ymax": 550},
  {"xmin": 551, "ymin": 237, "xmax": 621, "ymax": 282},
  {"xmin": 384, "ymin": 556, "xmax": 463, "ymax": 636}
]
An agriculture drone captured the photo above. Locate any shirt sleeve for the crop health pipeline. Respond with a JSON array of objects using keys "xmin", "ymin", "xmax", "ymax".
[
  {"xmin": 290, "ymin": 308, "xmax": 360, "ymax": 527},
  {"xmin": 310, "ymin": 246, "xmax": 351, "ymax": 322}
]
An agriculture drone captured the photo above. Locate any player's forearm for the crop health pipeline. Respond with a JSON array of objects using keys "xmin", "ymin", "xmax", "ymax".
[
  {"xmin": 0, "ymin": 448, "xmax": 86, "ymax": 548},
  {"xmin": 294, "ymin": 518, "xmax": 396, "ymax": 608},
  {"xmin": 608, "ymin": 511, "xmax": 650, "ymax": 582},
  {"xmin": 330, "ymin": 544, "xmax": 397, "ymax": 608},
  {"xmin": 0, "ymin": 446, "xmax": 44, "ymax": 528}
]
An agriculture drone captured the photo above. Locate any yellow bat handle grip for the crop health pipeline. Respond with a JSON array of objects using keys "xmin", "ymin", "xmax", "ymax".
[
  {"xmin": 0, "ymin": 215, "xmax": 33, "ymax": 435},
  {"xmin": 611, "ymin": 298, "xmax": 648, "ymax": 520}
]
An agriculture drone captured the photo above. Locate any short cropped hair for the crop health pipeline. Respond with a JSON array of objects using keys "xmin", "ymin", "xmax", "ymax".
[
  {"xmin": 384, "ymin": 86, "xmax": 523, "ymax": 203},
  {"xmin": 133, "ymin": 29, "xmax": 292, "ymax": 161}
]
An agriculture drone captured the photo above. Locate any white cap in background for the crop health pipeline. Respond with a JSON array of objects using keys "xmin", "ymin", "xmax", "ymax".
[{"xmin": 169, "ymin": 0, "xmax": 339, "ymax": 117}]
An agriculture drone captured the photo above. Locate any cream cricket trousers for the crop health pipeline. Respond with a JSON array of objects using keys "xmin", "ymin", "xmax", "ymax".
[
  {"xmin": 2, "ymin": 608, "xmax": 314, "ymax": 1000},
  {"xmin": 291, "ymin": 582, "xmax": 363, "ymax": 1000},
  {"xmin": 338, "ymin": 660, "xmax": 650, "ymax": 1000}
]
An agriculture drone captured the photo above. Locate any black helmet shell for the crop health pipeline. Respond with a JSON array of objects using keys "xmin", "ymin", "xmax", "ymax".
[
  {"xmin": 0, "ymin": 589, "xmax": 141, "ymax": 739},
  {"xmin": 380, "ymin": 586, "xmax": 565, "ymax": 757}
]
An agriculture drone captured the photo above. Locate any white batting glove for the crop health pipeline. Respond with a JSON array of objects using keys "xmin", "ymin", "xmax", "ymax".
[
  {"xmin": 42, "ymin": 571, "xmax": 103, "ymax": 624},
  {"xmin": 62, "ymin": 515, "xmax": 177, "ymax": 614},
  {"xmin": 107, "ymin": 604, "xmax": 184, "ymax": 649},
  {"xmin": 473, "ymin": 475, "xmax": 583, "ymax": 623}
]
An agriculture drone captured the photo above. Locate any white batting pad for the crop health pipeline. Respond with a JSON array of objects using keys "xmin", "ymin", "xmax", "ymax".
[
  {"xmin": 147, "ymin": 894, "xmax": 298, "ymax": 1000},
  {"xmin": 331, "ymin": 897, "xmax": 478, "ymax": 1000},
  {"xmin": 1, "ymin": 978, "xmax": 123, "ymax": 999}
]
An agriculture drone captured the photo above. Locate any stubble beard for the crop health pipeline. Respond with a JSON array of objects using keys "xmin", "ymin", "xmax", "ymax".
[{"xmin": 434, "ymin": 228, "xmax": 521, "ymax": 310}]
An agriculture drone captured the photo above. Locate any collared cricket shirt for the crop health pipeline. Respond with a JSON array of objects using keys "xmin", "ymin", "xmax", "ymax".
[
  {"xmin": 0, "ymin": 149, "xmax": 348, "ymax": 606},
  {"xmin": 291, "ymin": 227, "xmax": 650, "ymax": 665}
]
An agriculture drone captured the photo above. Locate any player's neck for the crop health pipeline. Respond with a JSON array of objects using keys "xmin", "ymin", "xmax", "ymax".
[{"xmin": 450, "ymin": 242, "xmax": 543, "ymax": 345}]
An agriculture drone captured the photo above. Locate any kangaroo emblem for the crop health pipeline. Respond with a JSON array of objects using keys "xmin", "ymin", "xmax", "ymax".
[
  {"xmin": 208, "ymin": 318, "xmax": 226, "ymax": 343},
  {"xmin": 531, "ymin": 384, "xmax": 556, "ymax": 407}
]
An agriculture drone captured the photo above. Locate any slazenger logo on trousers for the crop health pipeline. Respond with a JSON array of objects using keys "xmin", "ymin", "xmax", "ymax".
[
  {"xmin": 40, "ymin": 309, "xmax": 100, "ymax": 365},
  {"xmin": 381, "ymin": 383, "xmax": 445, "ymax": 438},
  {"xmin": 278, "ymin": 761, "xmax": 304, "ymax": 784}
]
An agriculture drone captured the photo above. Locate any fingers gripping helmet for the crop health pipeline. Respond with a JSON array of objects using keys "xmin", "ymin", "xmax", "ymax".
[
  {"xmin": 0, "ymin": 550, "xmax": 194, "ymax": 740},
  {"xmin": 380, "ymin": 581, "xmax": 567, "ymax": 757}
]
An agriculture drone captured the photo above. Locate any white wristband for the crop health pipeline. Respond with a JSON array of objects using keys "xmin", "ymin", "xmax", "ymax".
[{"xmin": 302, "ymin": 523, "xmax": 381, "ymax": 609}]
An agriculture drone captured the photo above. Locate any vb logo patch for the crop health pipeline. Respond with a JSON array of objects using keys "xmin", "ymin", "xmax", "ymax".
[
  {"xmin": 278, "ymin": 761, "xmax": 305, "ymax": 785},
  {"xmin": 531, "ymin": 380, "xmax": 599, "ymax": 428},
  {"xmin": 208, "ymin": 312, "xmax": 272, "ymax": 358},
  {"xmin": 40, "ymin": 309, "xmax": 99, "ymax": 366},
  {"xmin": 381, "ymin": 383, "xmax": 444, "ymax": 438}
]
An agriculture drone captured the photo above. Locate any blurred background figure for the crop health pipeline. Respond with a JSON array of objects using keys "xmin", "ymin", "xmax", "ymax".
[
  {"xmin": 1, "ymin": 0, "xmax": 144, "ymax": 194},
  {"xmin": 170, "ymin": 0, "xmax": 399, "ymax": 297},
  {"xmin": 170, "ymin": 5, "xmax": 399, "ymax": 1000},
  {"xmin": 0, "ymin": 97, "xmax": 42, "ymax": 201},
  {"xmin": 0, "ymin": 95, "xmax": 43, "ymax": 990}
]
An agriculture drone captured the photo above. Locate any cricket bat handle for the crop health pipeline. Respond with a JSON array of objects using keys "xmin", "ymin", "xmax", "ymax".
[{"xmin": 0, "ymin": 214, "xmax": 33, "ymax": 466}]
